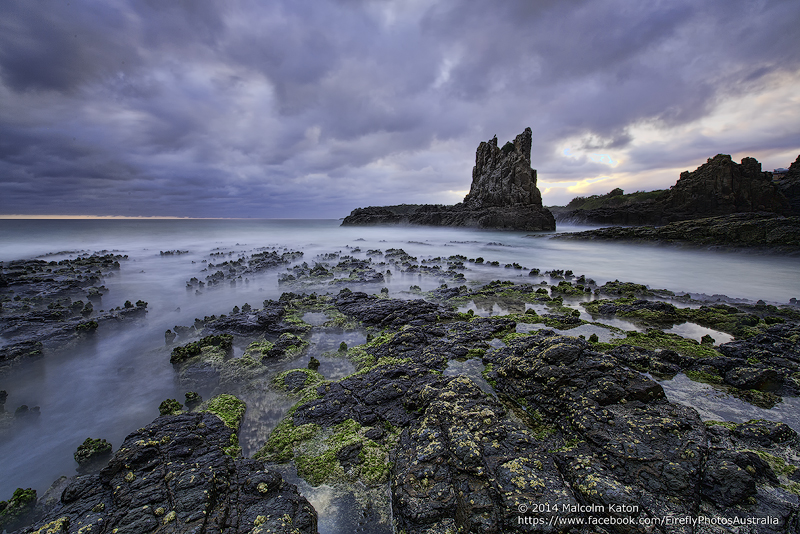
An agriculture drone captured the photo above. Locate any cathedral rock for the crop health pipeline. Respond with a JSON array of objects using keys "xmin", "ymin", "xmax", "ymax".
[{"xmin": 341, "ymin": 128, "xmax": 556, "ymax": 231}]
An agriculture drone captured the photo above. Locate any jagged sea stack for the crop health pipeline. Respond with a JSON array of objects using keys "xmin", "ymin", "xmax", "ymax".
[
  {"xmin": 341, "ymin": 128, "xmax": 556, "ymax": 231},
  {"xmin": 454, "ymin": 127, "xmax": 554, "ymax": 230},
  {"xmin": 464, "ymin": 127, "xmax": 543, "ymax": 208}
]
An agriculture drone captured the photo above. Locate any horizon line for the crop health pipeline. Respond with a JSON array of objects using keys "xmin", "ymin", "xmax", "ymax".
[{"xmin": 0, "ymin": 215, "xmax": 340, "ymax": 220}]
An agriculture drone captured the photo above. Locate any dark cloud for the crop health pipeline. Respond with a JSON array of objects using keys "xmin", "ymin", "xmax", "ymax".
[
  {"xmin": 0, "ymin": 2, "xmax": 141, "ymax": 93},
  {"xmin": 1, "ymin": 0, "xmax": 799, "ymax": 217}
]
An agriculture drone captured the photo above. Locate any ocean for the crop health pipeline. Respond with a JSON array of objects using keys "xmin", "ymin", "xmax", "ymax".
[{"xmin": 1, "ymin": 218, "xmax": 799, "ymax": 533}]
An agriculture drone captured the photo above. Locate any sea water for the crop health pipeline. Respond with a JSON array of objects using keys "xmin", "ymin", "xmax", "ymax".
[{"xmin": 1, "ymin": 218, "xmax": 799, "ymax": 529}]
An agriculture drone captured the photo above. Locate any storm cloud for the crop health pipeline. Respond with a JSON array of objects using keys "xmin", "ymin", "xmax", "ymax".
[{"xmin": 1, "ymin": 0, "xmax": 799, "ymax": 217}]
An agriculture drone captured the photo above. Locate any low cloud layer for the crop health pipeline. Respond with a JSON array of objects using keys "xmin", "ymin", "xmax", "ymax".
[{"xmin": 2, "ymin": 0, "xmax": 799, "ymax": 217}]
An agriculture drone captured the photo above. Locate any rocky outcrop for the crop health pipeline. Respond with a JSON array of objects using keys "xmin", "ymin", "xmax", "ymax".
[
  {"xmin": 555, "ymin": 154, "xmax": 798, "ymax": 225},
  {"xmin": 255, "ymin": 308, "xmax": 800, "ymax": 533},
  {"xmin": 333, "ymin": 290, "xmax": 454, "ymax": 328},
  {"xmin": 17, "ymin": 412, "xmax": 317, "ymax": 534},
  {"xmin": 665, "ymin": 154, "xmax": 789, "ymax": 221},
  {"xmin": 776, "ymin": 155, "xmax": 800, "ymax": 216},
  {"xmin": 0, "ymin": 255, "xmax": 151, "ymax": 375},
  {"xmin": 550, "ymin": 212, "xmax": 800, "ymax": 252},
  {"xmin": 463, "ymin": 128, "xmax": 543, "ymax": 208},
  {"xmin": 341, "ymin": 128, "xmax": 555, "ymax": 231}
]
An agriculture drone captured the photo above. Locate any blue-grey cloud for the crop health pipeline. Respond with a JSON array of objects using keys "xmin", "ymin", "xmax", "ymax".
[{"xmin": 1, "ymin": 0, "xmax": 799, "ymax": 217}]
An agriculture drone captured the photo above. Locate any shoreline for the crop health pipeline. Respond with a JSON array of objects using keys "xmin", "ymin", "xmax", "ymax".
[{"xmin": 2, "ymin": 233, "xmax": 799, "ymax": 533}]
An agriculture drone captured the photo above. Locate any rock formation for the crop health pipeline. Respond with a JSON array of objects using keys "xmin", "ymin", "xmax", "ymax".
[
  {"xmin": 664, "ymin": 154, "xmax": 789, "ymax": 221},
  {"xmin": 551, "ymin": 212, "xmax": 800, "ymax": 252},
  {"xmin": 554, "ymin": 153, "xmax": 798, "ymax": 225},
  {"xmin": 16, "ymin": 412, "xmax": 317, "ymax": 534},
  {"xmin": 775, "ymin": 155, "xmax": 800, "ymax": 216},
  {"xmin": 249, "ymin": 288, "xmax": 800, "ymax": 533},
  {"xmin": 463, "ymin": 128, "xmax": 543, "ymax": 208},
  {"xmin": 341, "ymin": 128, "xmax": 556, "ymax": 231}
]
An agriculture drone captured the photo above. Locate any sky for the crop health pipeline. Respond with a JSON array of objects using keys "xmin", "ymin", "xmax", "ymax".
[{"xmin": 1, "ymin": 0, "xmax": 799, "ymax": 219}]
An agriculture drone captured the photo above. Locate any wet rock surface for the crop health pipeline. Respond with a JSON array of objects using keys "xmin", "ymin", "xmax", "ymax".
[
  {"xmin": 73, "ymin": 438, "xmax": 113, "ymax": 473},
  {"xmin": 187, "ymin": 250, "xmax": 303, "ymax": 290},
  {"xmin": 7, "ymin": 255, "xmax": 800, "ymax": 534},
  {"xmin": 254, "ymin": 295, "xmax": 799, "ymax": 533},
  {"xmin": 0, "ymin": 254, "xmax": 148, "ymax": 374},
  {"xmin": 342, "ymin": 128, "xmax": 555, "ymax": 231},
  {"xmin": 16, "ymin": 412, "xmax": 317, "ymax": 534},
  {"xmin": 580, "ymin": 297, "xmax": 800, "ymax": 403},
  {"xmin": 552, "ymin": 212, "xmax": 800, "ymax": 252},
  {"xmin": 333, "ymin": 290, "xmax": 455, "ymax": 328},
  {"xmin": 279, "ymin": 258, "xmax": 385, "ymax": 288}
]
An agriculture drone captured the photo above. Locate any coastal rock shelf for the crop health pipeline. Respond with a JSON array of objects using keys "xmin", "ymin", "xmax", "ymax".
[
  {"xmin": 2, "ymin": 237, "xmax": 800, "ymax": 534},
  {"xmin": 0, "ymin": 255, "xmax": 149, "ymax": 374},
  {"xmin": 342, "ymin": 128, "xmax": 556, "ymax": 231},
  {"xmin": 15, "ymin": 411, "xmax": 317, "ymax": 534},
  {"xmin": 549, "ymin": 212, "xmax": 800, "ymax": 252}
]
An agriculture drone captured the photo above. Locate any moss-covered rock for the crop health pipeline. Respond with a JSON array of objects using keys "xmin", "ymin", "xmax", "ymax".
[
  {"xmin": 272, "ymin": 368, "xmax": 324, "ymax": 393},
  {"xmin": 0, "ymin": 487, "xmax": 37, "ymax": 531},
  {"xmin": 204, "ymin": 394, "xmax": 246, "ymax": 431},
  {"xmin": 243, "ymin": 339, "xmax": 275, "ymax": 359},
  {"xmin": 73, "ymin": 437, "xmax": 112, "ymax": 466},
  {"xmin": 593, "ymin": 329, "xmax": 722, "ymax": 359},
  {"xmin": 158, "ymin": 398, "xmax": 183, "ymax": 416},
  {"xmin": 259, "ymin": 417, "xmax": 397, "ymax": 486},
  {"xmin": 170, "ymin": 334, "xmax": 233, "ymax": 364}
]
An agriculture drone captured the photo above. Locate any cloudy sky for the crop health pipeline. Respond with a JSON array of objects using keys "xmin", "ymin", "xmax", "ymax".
[{"xmin": 2, "ymin": 0, "xmax": 799, "ymax": 218}]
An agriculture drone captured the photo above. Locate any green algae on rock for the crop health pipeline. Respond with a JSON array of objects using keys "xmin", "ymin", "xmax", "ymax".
[
  {"xmin": 22, "ymin": 413, "xmax": 318, "ymax": 534},
  {"xmin": 204, "ymin": 394, "xmax": 246, "ymax": 431},
  {"xmin": 0, "ymin": 487, "xmax": 37, "ymax": 532},
  {"xmin": 169, "ymin": 334, "xmax": 233, "ymax": 364},
  {"xmin": 158, "ymin": 398, "xmax": 183, "ymax": 416},
  {"xmin": 73, "ymin": 437, "xmax": 112, "ymax": 466}
]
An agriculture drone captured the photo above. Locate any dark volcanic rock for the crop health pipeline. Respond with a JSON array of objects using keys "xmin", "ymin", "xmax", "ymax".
[
  {"xmin": 596, "ymin": 298, "xmax": 681, "ymax": 322},
  {"xmin": 342, "ymin": 128, "xmax": 555, "ymax": 231},
  {"xmin": 19, "ymin": 412, "xmax": 317, "ymax": 534},
  {"xmin": 776, "ymin": 155, "xmax": 800, "ymax": 216},
  {"xmin": 552, "ymin": 212, "xmax": 800, "ymax": 251},
  {"xmin": 201, "ymin": 301, "xmax": 304, "ymax": 337},
  {"xmin": 255, "ymin": 295, "xmax": 800, "ymax": 533},
  {"xmin": 464, "ymin": 128, "xmax": 542, "ymax": 208},
  {"xmin": 73, "ymin": 438, "xmax": 113, "ymax": 472},
  {"xmin": 719, "ymin": 323, "xmax": 800, "ymax": 367},
  {"xmin": 555, "ymin": 154, "xmax": 797, "ymax": 225},
  {"xmin": 0, "ymin": 488, "xmax": 37, "ymax": 532},
  {"xmin": 665, "ymin": 154, "xmax": 790, "ymax": 221},
  {"xmin": 334, "ymin": 289, "xmax": 455, "ymax": 327},
  {"xmin": 0, "ymin": 254, "xmax": 150, "ymax": 374}
]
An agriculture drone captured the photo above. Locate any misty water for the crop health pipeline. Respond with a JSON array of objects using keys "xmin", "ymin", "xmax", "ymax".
[{"xmin": 1, "ymin": 218, "xmax": 799, "ymax": 532}]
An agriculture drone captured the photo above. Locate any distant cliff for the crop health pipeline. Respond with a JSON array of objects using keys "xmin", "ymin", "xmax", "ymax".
[
  {"xmin": 341, "ymin": 128, "xmax": 555, "ymax": 231},
  {"xmin": 552, "ymin": 154, "xmax": 798, "ymax": 225}
]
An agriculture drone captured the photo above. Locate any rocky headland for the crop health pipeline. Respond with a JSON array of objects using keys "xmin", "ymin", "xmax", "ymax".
[
  {"xmin": 341, "ymin": 128, "xmax": 556, "ymax": 231},
  {"xmin": 551, "ymin": 154, "xmax": 800, "ymax": 226}
]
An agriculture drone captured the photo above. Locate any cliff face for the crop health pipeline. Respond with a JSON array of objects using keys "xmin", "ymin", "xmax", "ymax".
[
  {"xmin": 342, "ymin": 128, "xmax": 555, "ymax": 231},
  {"xmin": 555, "ymin": 154, "xmax": 796, "ymax": 225},
  {"xmin": 662, "ymin": 154, "xmax": 789, "ymax": 222},
  {"xmin": 775, "ymin": 155, "xmax": 800, "ymax": 217}
]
